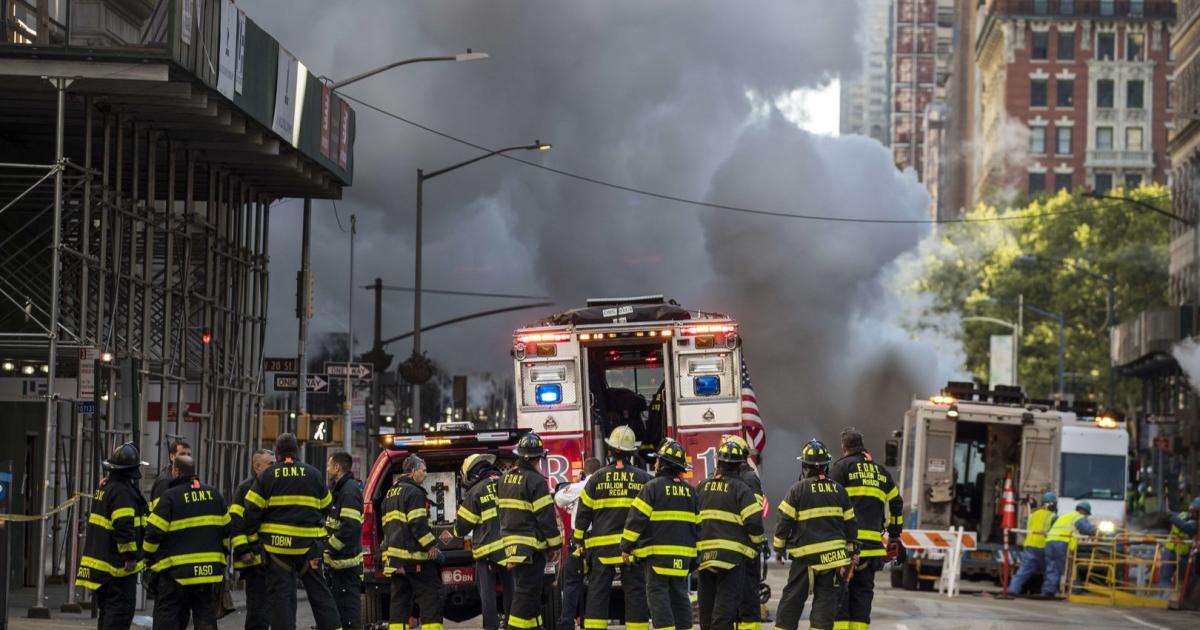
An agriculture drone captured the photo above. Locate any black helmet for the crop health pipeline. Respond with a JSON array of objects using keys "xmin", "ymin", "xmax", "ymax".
[
  {"xmin": 717, "ymin": 439, "xmax": 749, "ymax": 463},
  {"xmin": 798, "ymin": 439, "xmax": 832, "ymax": 467},
  {"xmin": 656, "ymin": 439, "xmax": 691, "ymax": 471},
  {"xmin": 103, "ymin": 441, "xmax": 146, "ymax": 471},
  {"xmin": 513, "ymin": 432, "xmax": 546, "ymax": 458}
]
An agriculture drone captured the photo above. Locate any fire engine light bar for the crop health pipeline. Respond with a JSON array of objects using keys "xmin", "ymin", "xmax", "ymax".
[
  {"xmin": 930, "ymin": 394, "xmax": 956, "ymax": 406},
  {"xmin": 682, "ymin": 324, "xmax": 734, "ymax": 336},
  {"xmin": 536, "ymin": 383, "xmax": 563, "ymax": 405},
  {"xmin": 1095, "ymin": 415, "xmax": 1119, "ymax": 429},
  {"xmin": 517, "ymin": 332, "xmax": 571, "ymax": 344}
]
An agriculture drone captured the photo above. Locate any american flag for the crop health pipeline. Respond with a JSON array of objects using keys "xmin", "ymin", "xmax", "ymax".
[{"xmin": 741, "ymin": 359, "xmax": 766, "ymax": 453}]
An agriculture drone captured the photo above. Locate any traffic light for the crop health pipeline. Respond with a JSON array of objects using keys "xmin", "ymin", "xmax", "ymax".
[{"xmin": 200, "ymin": 329, "xmax": 213, "ymax": 345}]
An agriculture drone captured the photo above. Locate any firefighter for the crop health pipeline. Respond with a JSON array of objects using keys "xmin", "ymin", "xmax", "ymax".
[
  {"xmin": 380, "ymin": 454, "xmax": 444, "ymax": 630},
  {"xmin": 235, "ymin": 433, "xmax": 341, "ymax": 630},
  {"xmin": 719, "ymin": 433, "xmax": 766, "ymax": 626},
  {"xmin": 150, "ymin": 439, "xmax": 192, "ymax": 510},
  {"xmin": 1040, "ymin": 501, "xmax": 1096, "ymax": 598},
  {"xmin": 697, "ymin": 437, "xmax": 764, "ymax": 630},
  {"xmin": 1007, "ymin": 491, "xmax": 1058, "ymax": 596},
  {"xmin": 228, "ymin": 448, "xmax": 275, "ymax": 630},
  {"xmin": 575, "ymin": 426, "xmax": 652, "ymax": 630},
  {"xmin": 829, "ymin": 427, "xmax": 904, "ymax": 629},
  {"xmin": 75, "ymin": 442, "xmax": 149, "ymax": 630},
  {"xmin": 498, "ymin": 432, "xmax": 562, "ymax": 630},
  {"xmin": 144, "ymin": 455, "xmax": 229, "ymax": 630},
  {"xmin": 620, "ymin": 439, "xmax": 699, "ymax": 630},
  {"xmin": 454, "ymin": 453, "xmax": 512, "ymax": 630},
  {"xmin": 773, "ymin": 439, "xmax": 858, "ymax": 630},
  {"xmin": 324, "ymin": 450, "xmax": 364, "ymax": 630}
]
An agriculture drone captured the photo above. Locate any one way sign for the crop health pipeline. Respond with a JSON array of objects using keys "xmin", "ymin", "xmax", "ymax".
[
  {"xmin": 325, "ymin": 362, "xmax": 373, "ymax": 380},
  {"xmin": 273, "ymin": 373, "xmax": 329, "ymax": 393}
]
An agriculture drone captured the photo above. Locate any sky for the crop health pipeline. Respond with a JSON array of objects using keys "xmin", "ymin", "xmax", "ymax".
[{"xmin": 240, "ymin": 0, "xmax": 962, "ymax": 499}]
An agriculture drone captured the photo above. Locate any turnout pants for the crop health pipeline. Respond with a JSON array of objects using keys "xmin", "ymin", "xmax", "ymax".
[
  {"xmin": 326, "ymin": 566, "xmax": 363, "ymax": 630},
  {"xmin": 557, "ymin": 552, "xmax": 586, "ymax": 630},
  {"xmin": 583, "ymin": 553, "xmax": 649, "ymax": 630},
  {"xmin": 96, "ymin": 575, "xmax": 137, "ymax": 630},
  {"xmin": 241, "ymin": 566, "xmax": 271, "ymax": 630},
  {"xmin": 834, "ymin": 558, "xmax": 880, "ymax": 630},
  {"xmin": 697, "ymin": 564, "xmax": 744, "ymax": 630},
  {"xmin": 475, "ymin": 559, "xmax": 515, "ymax": 630},
  {"xmin": 508, "ymin": 551, "xmax": 547, "ymax": 630},
  {"xmin": 265, "ymin": 553, "xmax": 342, "ymax": 630},
  {"xmin": 646, "ymin": 567, "xmax": 692, "ymax": 630},
  {"xmin": 389, "ymin": 562, "xmax": 444, "ymax": 630},
  {"xmin": 739, "ymin": 552, "xmax": 763, "ymax": 625},
  {"xmin": 151, "ymin": 576, "xmax": 217, "ymax": 630},
  {"xmin": 1007, "ymin": 546, "xmax": 1046, "ymax": 595},
  {"xmin": 774, "ymin": 561, "xmax": 843, "ymax": 630}
]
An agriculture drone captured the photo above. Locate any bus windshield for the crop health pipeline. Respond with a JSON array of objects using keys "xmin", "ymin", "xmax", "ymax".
[{"xmin": 1060, "ymin": 453, "xmax": 1125, "ymax": 500}]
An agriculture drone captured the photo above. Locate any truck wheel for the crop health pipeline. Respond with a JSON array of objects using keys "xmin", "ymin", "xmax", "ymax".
[
  {"xmin": 889, "ymin": 567, "xmax": 903, "ymax": 589},
  {"xmin": 901, "ymin": 563, "xmax": 919, "ymax": 591}
]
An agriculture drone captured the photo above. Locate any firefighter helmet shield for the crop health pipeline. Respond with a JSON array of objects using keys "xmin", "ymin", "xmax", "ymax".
[
  {"xmin": 604, "ymin": 425, "xmax": 640, "ymax": 453},
  {"xmin": 103, "ymin": 441, "xmax": 146, "ymax": 470},
  {"xmin": 657, "ymin": 439, "xmax": 691, "ymax": 471},
  {"xmin": 513, "ymin": 432, "xmax": 546, "ymax": 457},
  {"xmin": 717, "ymin": 439, "xmax": 748, "ymax": 463},
  {"xmin": 798, "ymin": 439, "xmax": 832, "ymax": 467}
]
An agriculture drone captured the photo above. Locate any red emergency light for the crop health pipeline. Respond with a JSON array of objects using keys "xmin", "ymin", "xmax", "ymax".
[{"xmin": 681, "ymin": 324, "xmax": 735, "ymax": 336}]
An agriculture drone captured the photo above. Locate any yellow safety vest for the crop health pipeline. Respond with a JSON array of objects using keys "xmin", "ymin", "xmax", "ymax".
[
  {"xmin": 1046, "ymin": 511, "xmax": 1085, "ymax": 550},
  {"xmin": 1025, "ymin": 508, "xmax": 1056, "ymax": 549},
  {"xmin": 1168, "ymin": 512, "xmax": 1192, "ymax": 555}
]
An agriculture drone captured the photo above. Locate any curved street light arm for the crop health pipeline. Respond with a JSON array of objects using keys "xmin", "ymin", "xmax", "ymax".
[{"xmin": 422, "ymin": 142, "xmax": 548, "ymax": 180}]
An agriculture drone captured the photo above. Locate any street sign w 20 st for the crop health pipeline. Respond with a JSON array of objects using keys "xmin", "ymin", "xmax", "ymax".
[{"xmin": 273, "ymin": 373, "xmax": 329, "ymax": 393}]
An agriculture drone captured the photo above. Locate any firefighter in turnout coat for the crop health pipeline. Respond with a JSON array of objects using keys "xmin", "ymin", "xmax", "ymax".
[
  {"xmin": 324, "ymin": 451, "xmax": 364, "ymax": 630},
  {"xmin": 575, "ymin": 426, "xmax": 653, "ymax": 630},
  {"xmin": 380, "ymin": 454, "xmax": 444, "ymax": 630},
  {"xmin": 620, "ymin": 439, "xmax": 700, "ymax": 630},
  {"xmin": 498, "ymin": 433, "xmax": 562, "ymax": 630},
  {"xmin": 720, "ymin": 434, "xmax": 767, "ymax": 627},
  {"xmin": 144, "ymin": 456, "xmax": 230, "ymax": 630},
  {"xmin": 75, "ymin": 442, "xmax": 149, "ymax": 630},
  {"xmin": 773, "ymin": 440, "xmax": 859, "ymax": 630},
  {"xmin": 829, "ymin": 428, "xmax": 903, "ymax": 630},
  {"xmin": 454, "ymin": 454, "xmax": 514, "ymax": 630},
  {"xmin": 697, "ymin": 437, "xmax": 765, "ymax": 630},
  {"xmin": 228, "ymin": 448, "xmax": 276, "ymax": 630}
]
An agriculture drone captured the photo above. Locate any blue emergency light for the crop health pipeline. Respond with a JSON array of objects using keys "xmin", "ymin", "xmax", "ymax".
[
  {"xmin": 693, "ymin": 375, "xmax": 721, "ymax": 396},
  {"xmin": 536, "ymin": 383, "xmax": 563, "ymax": 405}
]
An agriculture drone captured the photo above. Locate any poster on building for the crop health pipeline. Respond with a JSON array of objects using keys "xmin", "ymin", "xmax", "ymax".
[
  {"xmin": 216, "ymin": 0, "xmax": 239, "ymax": 99},
  {"xmin": 338, "ymin": 99, "xmax": 350, "ymax": 169},
  {"xmin": 181, "ymin": 0, "xmax": 194, "ymax": 45},
  {"xmin": 320, "ymin": 85, "xmax": 331, "ymax": 157},
  {"xmin": 235, "ymin": 8, "xmax": 247, "ymax": 94},
  {"xmin": 273, "ymin": 48, "xmax": 299, "ymax": 143},
  {"xmin": 989, "ymin": 334, "xmax": 1015, "ymax": 387}
]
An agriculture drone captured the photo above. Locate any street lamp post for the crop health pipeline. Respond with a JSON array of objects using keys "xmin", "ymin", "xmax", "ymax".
[
  {"xmin": 980, "ymin": 297, "xmax": 1066, "ymax": 396},
  {"xmin": 961, "ymin": 316, "xmax": 1021, "ymax": 387},
  {"xmin": 410, "ymin": 141, "xmax": 552, "ymax": 426}
]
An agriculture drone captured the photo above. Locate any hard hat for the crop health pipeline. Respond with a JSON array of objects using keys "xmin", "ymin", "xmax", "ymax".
[
  {"xmin": 605, "ymin": 425, "xmax": 640, "ymax": 453},
  {"xmin": 1042, "ymin": 491, "xmax": 1058, "ymax": 504},
  {"xmin": 720, "ymin": 434, "xmax": 749, "ymax": 449},
  {"xmin": 656, "ymin": 439, "xmax": 691, "ymax": 471},
  {"xmin": 460, "ymin": 453, "xmax": 496, "ymax": 479},
  {"xmin": 103, "ymin": 442, "xmax": 147, "ymax": 471},
  {"xmin": 798, "ymin": 439, "xmax": 832, "ymax": 467},
  {"xmin": 717, "ymin": 439, "xmax": 748, "ymax": 463},
  {"xmin": 513, "ymin": 432, "xmax": 546, "ymax": 458},
  {"xmin": 1077, "ymin": 501, "xmax": 1092, "ymax": 514}
]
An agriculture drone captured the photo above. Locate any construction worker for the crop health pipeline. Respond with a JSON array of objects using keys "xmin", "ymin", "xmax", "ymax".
[
  {"xmin": 620, "ymin": 439, "xmax": 699, "ymax": 630},
  {"xmin": 498, "ymin": 433, "xmax": 562, "ymax": 630},
  {"xmin": 554, "ymin": 457, "xmax": 602, "ymax": 630},
  {"xmin": 773, "ymin": 439, "xmax": 858, "ymax": 630},
  {"xmin": 455, "ymin": 453, "xmax": 511, "ymax": 630},
  {"xmin": 381, "ymin": 454, "xmax": 444, "ymax": 630},
  {"xmin": 1040, "ymin": 501, "xmax": 1096, "ymax": 598},
  {"xmin": 575, "ymin": 426, "xmax": 652, "ymax": 630},
  {"xmin": 697, "ymin": 438, "xmax": 764, "ymax": 630},
  {"xmin": 324, "ymin": 450, "xmax": 364, "ymax": 629},
  {"xmin": 719, "ymin": 434, "xmax": 766, "ymax": 627},
  {"xmin": 144, "ymin": 455, "xmax": 229, "ymax": 630},
  {"xmin": 829, "ymin": 427, "xmax": 904, "ymax": 629},
  {"xmin": 1007, "ymin": 491, "xmax": 1058, "ymax": 596},
  {"xmin": 228, "ymin": 448, "xmax": 275, "ymax": 630},
  {"xmin": 75, "ymin": 442, "xmax": 149, "ymax": 630},
  {"xmin": 1162, "ymin": 497, "xmax": 1200, "ymax": 589},
  {"xmin": 235, "ymin": 433, "xmax": 341, "ymax": 630}
]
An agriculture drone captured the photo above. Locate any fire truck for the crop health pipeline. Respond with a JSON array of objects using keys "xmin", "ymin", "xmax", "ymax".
[{"xmin": 888, "ymin": 381, "xmax": 1128, "ymax": 590}]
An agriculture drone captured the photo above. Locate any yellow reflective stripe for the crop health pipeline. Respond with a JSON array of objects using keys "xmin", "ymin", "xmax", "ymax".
[
  {"xmin": 111, "ymin": 507, "xmax": 137, "ymax": 521},
  {"xmin": 340, "ymin": 507, "xmax": 363, "ymax": 523},
  {"xmin": 796, "ymin": 507, "xmax": 843, "ymax": 521},
  {"xmin": 501, "ymin": 534, "xmax": 548, "ymax": 549},
  {"xmin": 423, "ymin": 624, "xmax": 444, "ymax": 630},
  {"xmin": 149, "ymin": 498, "xmax": 159, "ymax": 512},
  {"xmin": 176, "ymin": 575, "xmax": 223, "ymax": 585},
  {"xmin": 457, "ymin": 506, "xmax": 480, "ymax": 524},
  {"xmin": 885, "ymin": 487, "xmax": 899, "ymax": 501},
  {"xmin": 532, "ymin": 494, "xmax": 554, "ymax": 511},
  {"xmin": 117, "ymin": 542, "xmax": 137, "ymax": 553},
  {"xmin": 627, "ymin": 623, "xmax": 650, "ymax": 630},
  {"xmin": 698, "ymin": 538, "xmax": 756, "ymax": 557},
  {"xmin": 264, "ymin": 545, "xmax": 311, "ymax": 555},
  {"xmin": 166, "ymin": 514, "xmax": 230, "ymax": 531},
  {"xmin": 406, "ymin": 508, "xmax": 428, "ymax": 521},
  {"xmin": 778, "ymin": 501, "xmax": 796, "ymax": 518},
  {"xmin": 650, "ymin": 510, "xmax": 699, "ymax": 523},
  {"xmin": 572, "ymin": 528, "xmax": 586, "ymax": 541},
  {"xmin": 591, "ymin": 497, "xmax": 635, "ymax": 510},
  {"xmin": 89, "ymin": 513, "xmax": 114, "ymax": 530},
  {"xmin": 231, "ymin": 534, "xmax": 252, "ymax": 548},
  {"xmin": 320, "ymin": 492, "xmax": 332, "ymax": 509},
  {"xmin": 260, "ymin": 522, "xmax": 326, "ymax": 538},
  {"xmin": 809, "ymin": 555, "xmax": 851, "ymax": 570},
  {"xmin": 76, "ymin": 579, "xmax": 103, "ymax": 590},
  {"xmin": 622, "ymin": 528, "xmax": 642, "ymax": 543},
  {"xmin": 150, "ymin": 552, "xmax": 228, "ymax": 572},
  {"xmin": 583, "ymin": 619, "xmax": 608, "ymax": 630},
  {"xmin": 143, "ymin": 541, "xmax": 160, "ymax": 554},
  {"xmin": 472, "ymin": 539, "xmax": 507, "ymax": 557},
  {"xmin": 844, "ymin": 508, "xmax": 856, "ymax": 521},
  {"xmin": 328, "ymin": 536, "xmax": 346, "ymax": 551},
  {"xmin": 584, "ymin": 533, "xmax": 624, "ymax": 547},
  {"xmin": 229, "ymin": 504, "xmax": 245, "ymax": 518},
  {"xmin": 632, "ymin": 498, "xmax": 653, "ymax": 516},
  {"xmin": 324, "ymin": 552, "xmax": 364, "ymax": 569},
  {"xmin": 388, "ymin": 624, "xmax": 408, "ymax": 630},
  {"xmin": 790, "ymin": 539, "xmax": 846, "ymax": 556},
  {"xmin": 749, "ymin": 533, "xmax": 765, "ymax": 544},
  {"xmin": 266, "ymin": 495, "xmax": 325, "ymax": 509},
  {"xmin": 737, "ymin": 623, "xmax": 763, "ymax": 630},
  {"xmin": 245, "ymin": 491, "xmax": 267, "ymax": 508},
  {"xmin": 147, "ymin": 513, "xmax": 170, "ymax": 532},
  {"xmin": 384, "ymin": 548, "xmax": 430, "ymax": 561},
  {"xmin": 382, "ymin": 511, "xmax": 406, "ymax": 525},
  {"xmin": 480, "ymin": 507, "xmax": 497, "ymax": 521},
  {"xmin": 579, "ymin": 489, "xmax": 595, "ymax": 508},
  {"xmin": 771, "ymin": 537, "xmax": 785, "ymax": 549},
  {"xmin": 859, "ymin": 548, "xmax": 887, "ymax": 557},
  {"xmin": 498, "ymin": 498, "xmax": 534, "ymax": 511},
  {"xmin": 701, "ymin": 509, "xmax": 741, "ymax": 524},
  {"xmin": 858, "ymin": 530, "xmax": 883, "ymax": 542},
  {"xmin": 846, "ymin": 486, "xmax": 887, "ymax": 502},
  {"xmin": 652, "ymin": 565, "xmax": 691, "ymax": 576},
  {"xmin": 546, "ymin": 534, "xmax": 562, "ymax": 547},
  {"xmin": 418, "ymin": 533, "xmax": 436, "ymax": 547},
  {"xmin": 740, "ymin": 502, "xmax": 761, "ymax": 521},
  {"xmin": 632, "ymin": 545, "xmax": 696, "ymax": 558},
  {"xmin": 509, "ymin": 615, "xmax": 543, "ymax": 629},
  {"xmin": 700, "ymin": 559, "xmax": 739, "ymax": 570}
]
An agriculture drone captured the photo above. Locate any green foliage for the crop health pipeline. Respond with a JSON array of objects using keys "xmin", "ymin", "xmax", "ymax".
[{"xmin": 912, "ymin": 186, "xmax": 1170, "ymax": 402}]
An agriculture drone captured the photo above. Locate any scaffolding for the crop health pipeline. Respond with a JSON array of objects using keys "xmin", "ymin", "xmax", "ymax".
[{"xmin": 1065, "ymin": 533, "xmax": 1194, "ymax": 608}]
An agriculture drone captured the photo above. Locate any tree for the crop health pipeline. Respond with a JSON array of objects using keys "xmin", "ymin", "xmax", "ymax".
[{"xmin": 911, "ymin": 186, "xmax": 1169, "ymax": 403}]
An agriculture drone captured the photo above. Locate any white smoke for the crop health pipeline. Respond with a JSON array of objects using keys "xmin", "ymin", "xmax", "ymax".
[{"xmin": 1172, "ymin": 338, "xmax": 1200, "ymax": 392}]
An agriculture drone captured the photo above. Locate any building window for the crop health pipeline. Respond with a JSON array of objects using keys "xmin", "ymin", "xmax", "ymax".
[
  {"xmin": 1055, "ymin": 172, "xmax": 1073, "ymax": 192},
  {"xmin": 1127, "ymin": 32, "xmax": 1145, "ymax": 61},
  {"xmin": 1029, "ymin": 172, "xmax": 1047, "ymax": 194},
  {"xmin": 1032, "ymin": 31, "xmax": 1049, "ymax": 60},
  {"xmin": 1127, "ymin": 79, "xmax": 1144, "ymax": 109},
  {"xmin": 1033, "ymin": 0, "xmax": 1049, "ymax": 15},
  {"xmin": 1031, "ymin": 79, "xmax": 1048, "ymax": 107},
  {"xmin": 1097, "ymin": 32, "xmax": 1115, "ymax": 61},
  {"xmin": 1099, "ymin": 0, "xmax": 1115, "ymax": 17},
  {"xmin": 1125, "ymin": 173, "xmax": 1143, "ymax": 189},
  {"xmin": 1057, "ymin": 79, "xmax": 1074, "ymax": 106},
  {"xmin": 1097, "ymin": 79, "xmax": 1114, "ymax": 108},
  {"xmin": 1095, "ymin": 172, "xmax": 1114, "ymax": 193},
  {"xmin": 1060, "ymin": 0, "xmax": 1074, "ymax": 15},
  {"xmin": 1097, "ymin": 126, "xmax": 1114, "ymax": 150},
  {"xmin": 1057, "ymin": 126, "xmax": 1073, "ymax": 154},
  {"xmin": 1057, "ymin": 31, "xmax": 1075, "ymax": 60},
  {"xmin": 1030, "ymin": 127, "xmax": 1046, "ymax": 154},
  {"xmin": 1130, "ymin": 0, "xmax": 1144, "ymax": 17},
  {"xmin": 1127, "ymin": 126, "xmax": 1144, "ymax": 150}
]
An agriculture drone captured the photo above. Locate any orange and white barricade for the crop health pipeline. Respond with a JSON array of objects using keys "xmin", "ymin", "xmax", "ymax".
[{"xmin": 889, "ymin": 528, "xmax": 978, "ymax": 597}]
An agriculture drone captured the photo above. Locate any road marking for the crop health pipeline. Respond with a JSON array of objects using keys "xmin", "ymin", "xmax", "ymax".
[
  {"xmin": 1121, "ymin": 613, "xmax": 1167, "ymax": 630},
  {"xmin": 896, "ymin": 625, "xmax": 910, "ymax": 630}
]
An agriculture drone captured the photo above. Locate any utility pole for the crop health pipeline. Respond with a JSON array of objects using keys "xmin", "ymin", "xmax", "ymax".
[
  {"xmin": 296, "ymin": 199, "xmax": 312, "ymax": 432},
  {"xmin": 372, "ymin": 277, "xmax": 382, "ymax": 447},
  {"xmin": 413, "ymin": 170, "xmax": 424, "ymax": 428},
  {"xmin": 343, "ymin": 215, "xmax": 356, "ymax": 452}
]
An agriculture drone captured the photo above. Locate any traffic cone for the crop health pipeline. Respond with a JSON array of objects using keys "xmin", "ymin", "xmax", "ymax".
[{"xmin": 1000, "ymin": 471, "xmax": 1017, "ymax": 530}]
